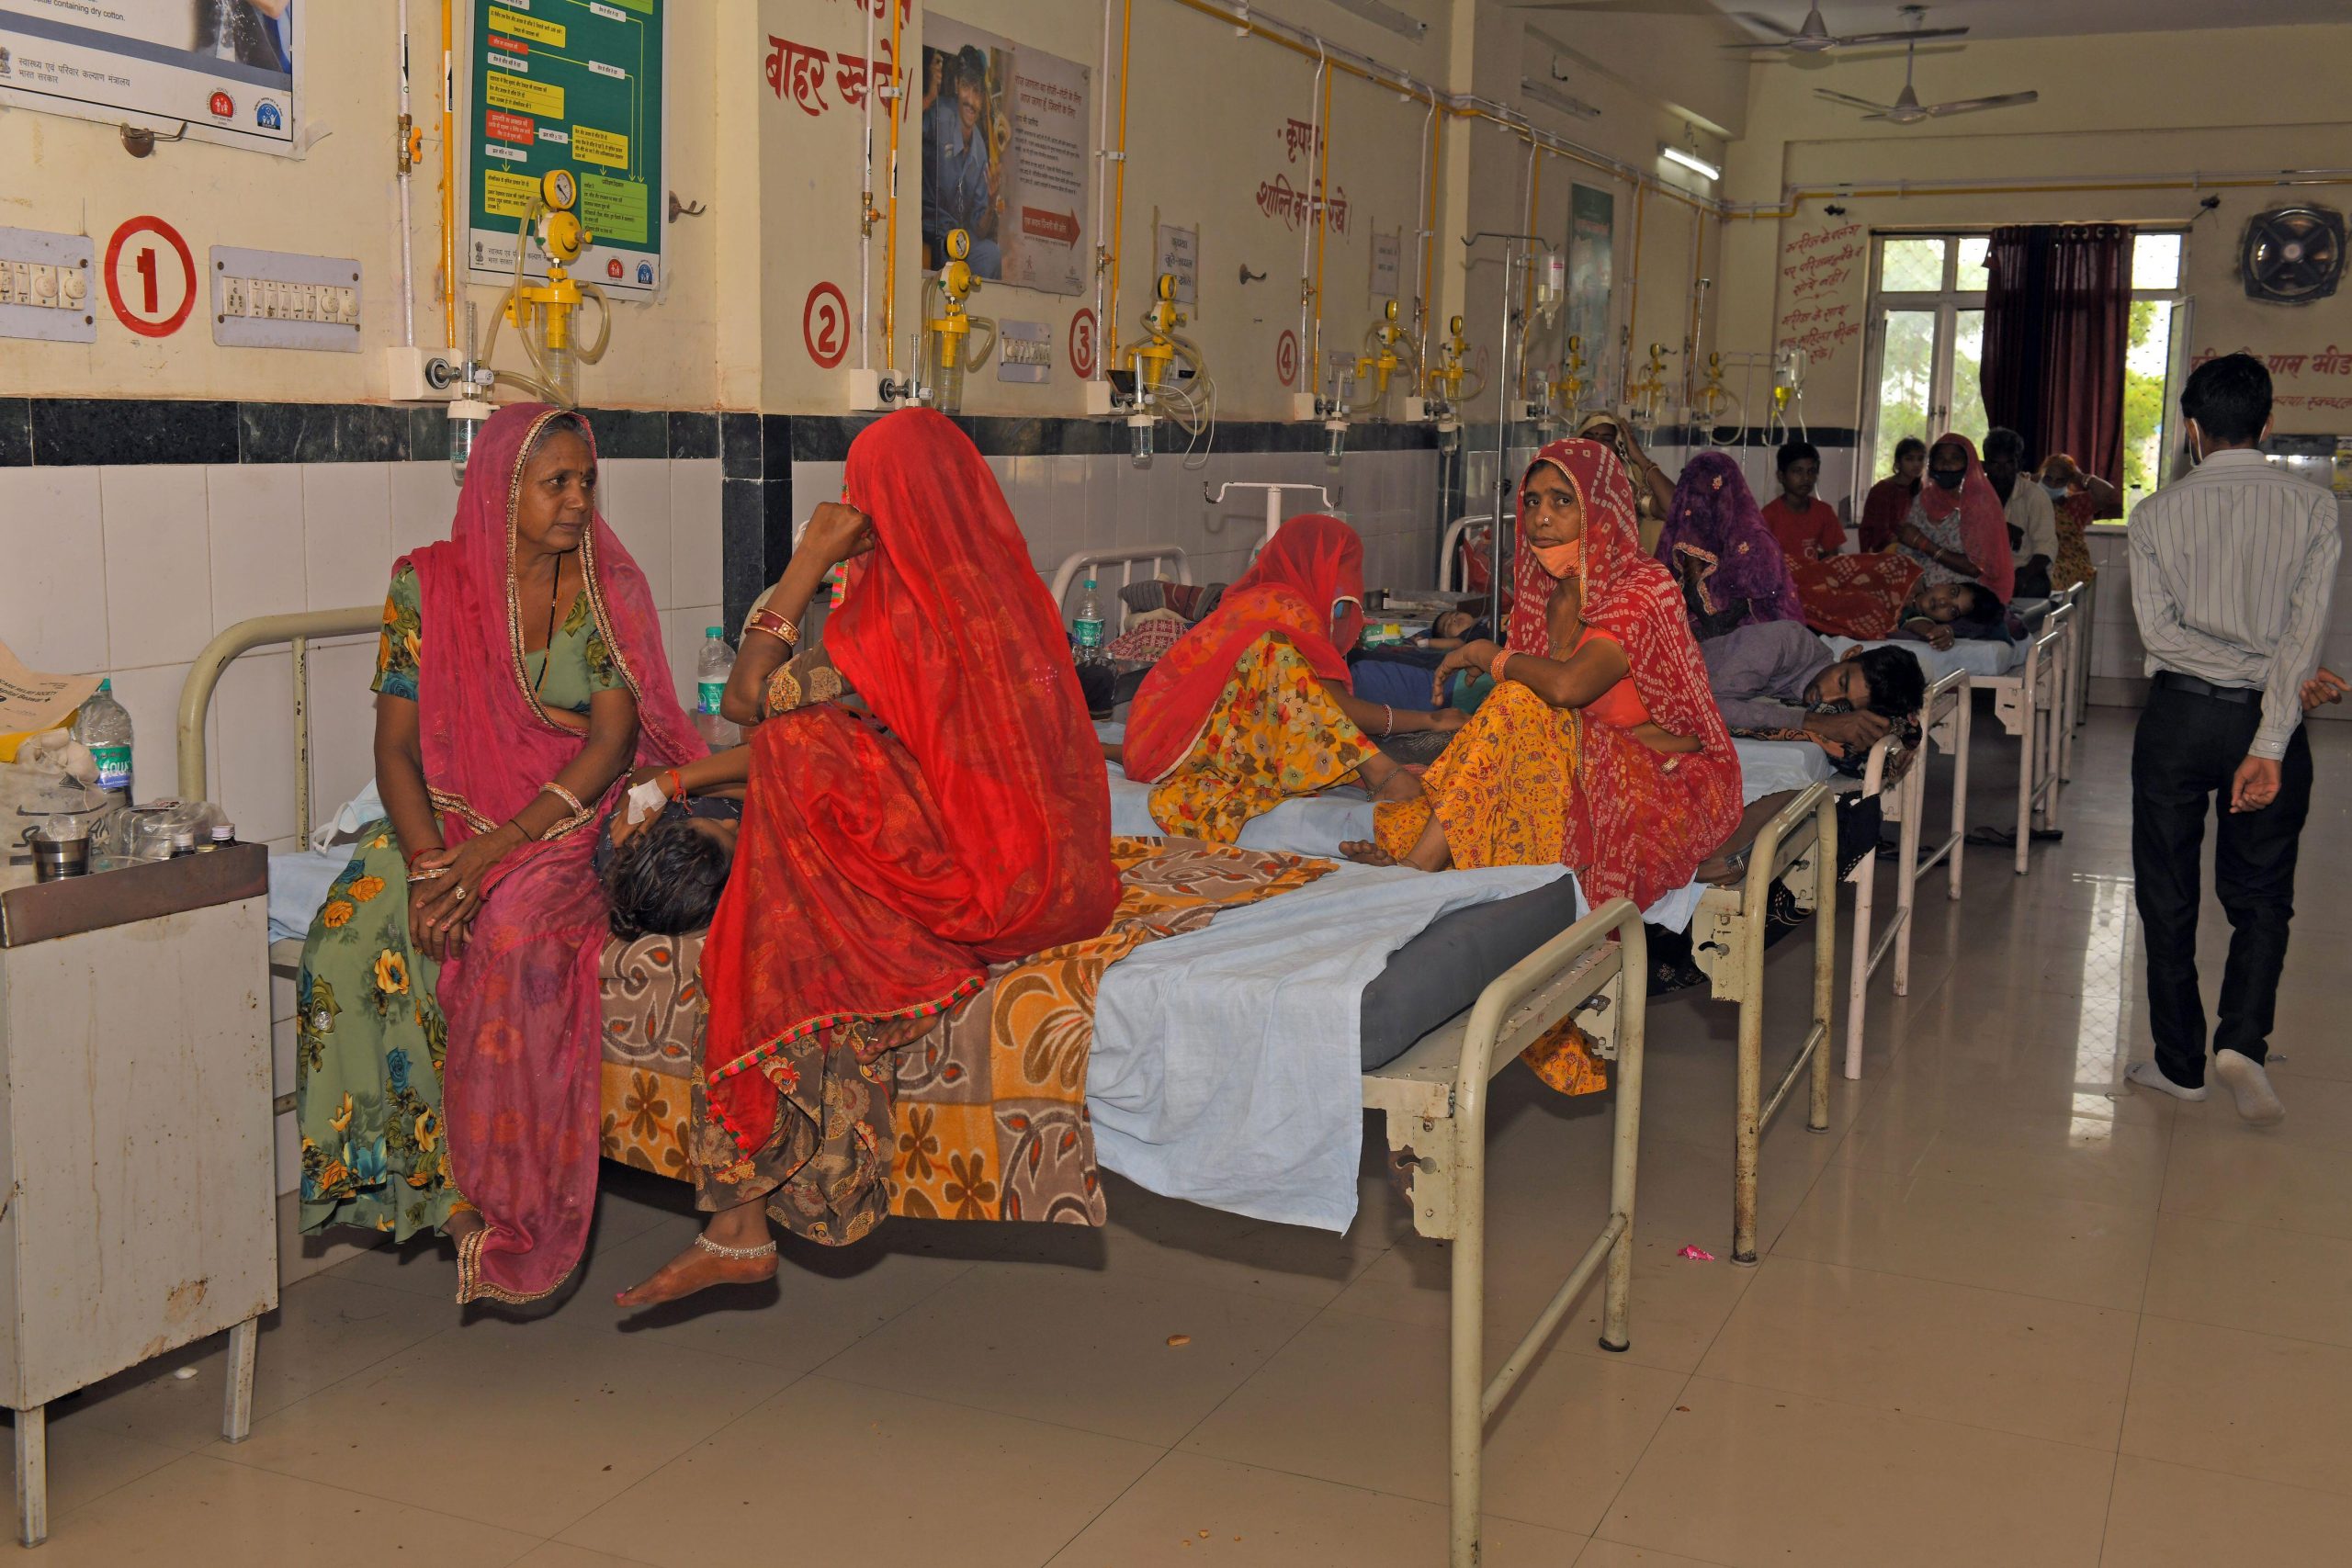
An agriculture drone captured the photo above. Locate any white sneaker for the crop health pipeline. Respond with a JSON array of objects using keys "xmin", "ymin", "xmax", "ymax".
[
  {"xmin": 2125, "ymin": 1060, "xmax": 2207, "ymax": 1102},
  {"xmin": 2213, "ymin": 1049, "xmax": 2286, "ymax": 1126}
]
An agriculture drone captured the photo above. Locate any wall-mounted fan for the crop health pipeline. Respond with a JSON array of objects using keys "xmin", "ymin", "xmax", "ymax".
[
  {"xmin": 2241, "ymin": 206, "xmax": 2346, "ymax": 306},
  {"xmin": 1814, "ymin": 13, "xmax": 2035, "ymax": 125}
]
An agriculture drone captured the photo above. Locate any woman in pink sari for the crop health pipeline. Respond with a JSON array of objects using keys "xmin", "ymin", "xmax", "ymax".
[{"xmin": 295, "ymin": 404, "xmax": 702, "ymax": 1306}]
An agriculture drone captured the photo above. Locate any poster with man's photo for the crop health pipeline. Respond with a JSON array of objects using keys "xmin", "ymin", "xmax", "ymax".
[
  {"xmin": 921, "ymin": 14, "xmax": 1089, "ymax": 297},
  {"xmin": 0, "ymin": 0, "xmax": 298, "ymax": 154}
]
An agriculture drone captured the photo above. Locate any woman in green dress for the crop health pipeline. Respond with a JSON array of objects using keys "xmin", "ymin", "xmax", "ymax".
[{"xmin": 295, "ymin": 405, "xmax": 704, "ymax": 1303}]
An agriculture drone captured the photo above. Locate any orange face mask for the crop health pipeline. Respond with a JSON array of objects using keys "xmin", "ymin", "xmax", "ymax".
[{"xmin": 1531, "ymin": 538, "xmax": 1582, "ymax": 579}]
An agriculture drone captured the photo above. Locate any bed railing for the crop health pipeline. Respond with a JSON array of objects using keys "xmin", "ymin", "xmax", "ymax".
[
  {"xmin": 1046, "ymin": 545, "xmax": 1192, "ymax": 634},
  {"xmin": 178, "ymin": 608, "xmax": 383, "ymax": 842},
  {"xmin": 1363, "ymin": 893, "xmax": 1645, "ymax": 1568},
  {"xmin": 1437, "ymin": 513, "xmax": 1492, "ymax": 593}
]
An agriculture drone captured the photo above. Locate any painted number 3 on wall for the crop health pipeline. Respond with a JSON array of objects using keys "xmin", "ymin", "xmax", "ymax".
[
  {"xmin": 803, "ymin": 282, "xmax": 849, "ymax": 368},
  {"xmin": 104, "ymin": 215, "xmax": 197, "ymax": 339}
]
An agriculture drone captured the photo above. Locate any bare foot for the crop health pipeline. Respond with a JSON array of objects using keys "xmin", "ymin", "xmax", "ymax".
[
  {"xmin": 614, "ymin": 1235, "xmax": 778, "ymax": 1308},
  {"xmin": 1340, "ymin": 840, "xmax": 1399, "ymax": 866},
  {"xmin": 445, "ymin": 1209, "xmax": 485, "ymax": 1245}
]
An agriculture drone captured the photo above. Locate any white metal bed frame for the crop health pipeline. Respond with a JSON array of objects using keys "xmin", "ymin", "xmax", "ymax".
[
  {"xmin": 1688, "ymin": 784, "xmax": 1840, "ymax": 1266},
  {"xmin": 1842, "ymin": 669, "xmax": 1972, "ymax": 1079},
  {"xmin": 1046, "ymin": 544, "xmax": 1193, "ymax": 636},
  {"xmin": 176, "ymin": 605, "xmax": 1646, "ymax": 1568},
  {"xmin": 1438, "ymin": 512, "xmax": 1489, "ymax": 594},
  {"xmin": 1973, "ymin": 598, "xmax": 2076, "ymax": 875}
]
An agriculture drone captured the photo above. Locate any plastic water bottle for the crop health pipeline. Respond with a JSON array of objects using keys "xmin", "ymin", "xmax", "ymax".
[
  {"xmin": 695, "ymin": 626, "xmax": 741, "ymax": 747},
  {"xmin": 72, "ymin": 678, "xmax": 134, "ymax": 802},
  {"xmin": 1073, "ymin": 580, "xmax": 1106, "ymax": 666}
]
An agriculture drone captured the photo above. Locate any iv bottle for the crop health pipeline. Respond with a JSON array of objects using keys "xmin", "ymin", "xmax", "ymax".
[
  {"xmin": 695, "ymin": 626, "xmax": 741, "ymax": 747},
  {"xmin": 72, "ymin": 678, "xmax": 134, "ymax": 802},
  {"xmin": 1073, "ymin": 580, "xmax": 1106, "ymax": 666}
]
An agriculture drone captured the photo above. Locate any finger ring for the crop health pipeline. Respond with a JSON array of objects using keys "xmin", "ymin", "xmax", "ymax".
[{"xmin": 454, "ymin": 885, "xmax": 468, "ymax": 901}]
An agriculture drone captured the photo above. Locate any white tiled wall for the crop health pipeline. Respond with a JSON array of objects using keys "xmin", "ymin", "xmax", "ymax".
[
  {"xmin": 796, "ymin": 446, "xmax": 1448, "ymax": 626},
  {"xmin": 0, "ymin": 457, "xmax": 723, "ymax": 850}
]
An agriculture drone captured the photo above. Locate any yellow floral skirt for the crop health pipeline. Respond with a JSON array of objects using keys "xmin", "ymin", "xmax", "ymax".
[
  {"xmin": 1374, "ymin": 681, "xmax": 1577, "ymax": 868},
  {"xmin": 1373, "ymin": 682, "xmax": 1608, "ymax": 1096},
  {"xmin": 1148, "ymin": 635, "xmax": 1380, "ymax": 844}
]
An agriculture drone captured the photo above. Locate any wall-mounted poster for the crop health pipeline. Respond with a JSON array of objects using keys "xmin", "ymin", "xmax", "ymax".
[
  {"xmin": 0, "ymin": 0, "xmax": 299, "ymax": 154},
  {"xmin": 922, "ymin": 13, "xmax": 1090, "ymax": 296},
  {"xmin": 467, "ymin": 0, "xmax": 665, "ymax": 295},
  {"xmin": 1567, "ymin": 183, "xmax": 1615, "ymax": 406}
]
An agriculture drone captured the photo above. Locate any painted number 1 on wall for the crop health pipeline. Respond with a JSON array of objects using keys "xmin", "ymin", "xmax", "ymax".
[{"xmin": 104, "ymin": 215, "xmax": 197, "ymax": 339}]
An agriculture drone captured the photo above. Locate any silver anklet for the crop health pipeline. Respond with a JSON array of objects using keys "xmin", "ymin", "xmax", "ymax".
[{"xmin": 692, "ymin": 1232, "xmax": 778, "ymax": 1261}]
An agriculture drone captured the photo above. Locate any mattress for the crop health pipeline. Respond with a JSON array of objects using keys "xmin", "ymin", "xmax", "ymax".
[
  {"xmin": 1356, "ymin": 873, "xmax": 1586, "ymax": 1069},
  {"xmin": 1824, "ymin": 634, "xmax": 2024, "ymax": 682},
  {"xmin": 1733, "ymin": 736, "xmax": 1833, "ymax": 796}
]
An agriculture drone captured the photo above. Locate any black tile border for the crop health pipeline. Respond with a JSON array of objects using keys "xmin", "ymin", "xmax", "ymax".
[
  {"xmin": 0, "ymin": 399, "xmax": 1453, "ymax": 468},
  {"xmin": 8, "ymin": 399, "xmax": 2347, "ymax": 473},
  {"xmin": 0, "ymin": 399, "xmax": 29, "ymax": 468}
]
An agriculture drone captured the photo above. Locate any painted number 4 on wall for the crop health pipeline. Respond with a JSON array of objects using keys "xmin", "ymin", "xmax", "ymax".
[{"xmin": 105, "ymin": 216, "xmax": 198, "ymax": 339}]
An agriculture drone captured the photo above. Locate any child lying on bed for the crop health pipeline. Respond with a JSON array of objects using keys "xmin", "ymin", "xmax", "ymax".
[{"xmin": 596, "ymin": 749, "xmax": 752, "ymax": 938}]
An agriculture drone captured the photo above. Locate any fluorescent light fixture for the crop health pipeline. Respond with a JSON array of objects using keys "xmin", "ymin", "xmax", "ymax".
[
  {"xmin": 1521, "ymin": 78, "xmax": 1600, "ymax": 119},
  {"xmin": 1326, "ymin": 0, "xmax": 1428, "ymax": 39},
  {"xmin": 1661, "ymin": 142, "xmax": 1721, "ymax": 181}
]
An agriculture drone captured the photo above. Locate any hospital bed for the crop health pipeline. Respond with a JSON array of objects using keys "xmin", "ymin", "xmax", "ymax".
[
  {"xmin": 178, "ymin": 606, "xmax": 1648, "ymax": 1568},
  {"xmin": 1841, "ymin": 670, "xmax": 1970, "ymax": 1080},
  {"xmin": 1829, "ymin": 596, "xmax": 2075, "ymax": 876},
  {"xmin": 1064, "ymin": 539, "xmax": 1849, "ymax": 1266}
]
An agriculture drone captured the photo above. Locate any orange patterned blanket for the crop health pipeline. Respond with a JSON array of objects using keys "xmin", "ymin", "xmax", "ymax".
[{"xmin": 595, "ymin": 837, "xmax": 1330, "ymax": 1224}]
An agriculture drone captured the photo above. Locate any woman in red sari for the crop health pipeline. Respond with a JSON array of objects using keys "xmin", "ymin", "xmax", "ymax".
[
  {"xmin": 1893, "ymin": 432, "xmax": 2015, "ymax": 600},
  {"xmin": 1121, "ymin": 514, "xmax": 1457, "ymax": 842},
  {"xmin": 326, "ymin": 404, "xmax": 704, "ymax": 1306},
  {"xmin": 1342, "ymin": 438, "xmax": 1742, "ymax": 914},
  {"xmin": 617, "ymin": 409, "xmax": 1119, "ymax": 1306}
]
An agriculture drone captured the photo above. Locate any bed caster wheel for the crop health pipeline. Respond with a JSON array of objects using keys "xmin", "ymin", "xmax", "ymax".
[{"xmin": 1597, "ymin": 1336, "xmax": 1630, "ymax": 1354}]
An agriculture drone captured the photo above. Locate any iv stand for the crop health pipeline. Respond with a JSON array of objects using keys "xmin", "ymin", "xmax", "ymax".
[{"xmin": 1462, "ymin": 232, "xmax": 1545, "ymax": 638}]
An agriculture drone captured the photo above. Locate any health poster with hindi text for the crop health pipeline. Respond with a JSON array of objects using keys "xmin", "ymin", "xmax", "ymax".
[
  {"xmin": 922, "ymin": 14, "xmax": 1090, "ymax": 298},
  {"xmin": 467, "ymin": 0, "xmax": 664, "ymax": 295}
]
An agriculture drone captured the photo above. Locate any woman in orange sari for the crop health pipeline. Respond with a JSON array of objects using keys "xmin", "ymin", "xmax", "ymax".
[
  {"xmin": 1122, "ymin": 514, "xmax": 1461, "ymax": 842},
  {"xmin": 1342, "ymin": 438, "xmax": 1743, "ymax": 914}
]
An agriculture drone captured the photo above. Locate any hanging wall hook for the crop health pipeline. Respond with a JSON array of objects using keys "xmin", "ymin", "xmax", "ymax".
[
  {"xmin": 668, "ymin": 192, "xmax": 708, "ymax": 224},
  {"xmin": 119, "ymin": 119, "xmax": 188, "ymax": 158},
  {"xmin": 1238, "ymin": 264, "xmax": 1268, "ymax": 285}
]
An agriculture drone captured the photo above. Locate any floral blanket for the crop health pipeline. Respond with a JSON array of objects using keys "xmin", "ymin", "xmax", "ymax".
[{"xmin": 597, "ymin": 837, "xmax": 1329, "ymax": 1224}]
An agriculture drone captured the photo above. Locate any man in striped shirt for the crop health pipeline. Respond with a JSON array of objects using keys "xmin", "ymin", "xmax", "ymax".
[{"xmin": 2126, "ymin": 354, "xmax": 2344, "ymax": 1125}]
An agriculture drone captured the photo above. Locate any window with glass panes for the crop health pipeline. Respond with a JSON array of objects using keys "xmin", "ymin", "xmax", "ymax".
[{"xmin": 1859, "ymin": 231, "xmax": 2188, "ymax": 518}]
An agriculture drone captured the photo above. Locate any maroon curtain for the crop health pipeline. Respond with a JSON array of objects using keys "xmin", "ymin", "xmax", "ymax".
[{"xmin": 1980, "ymin": 223, "xmax": 2134, "ymax": 492}]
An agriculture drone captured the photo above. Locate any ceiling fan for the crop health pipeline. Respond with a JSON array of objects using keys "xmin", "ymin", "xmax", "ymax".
[
  {"xmin": 1723, "ymin": 3, "xmax": 1967, "ymax": 53},
  {"xmin": 1813, "ymin": 12, "xmax": 2038, "ymax": 124}
]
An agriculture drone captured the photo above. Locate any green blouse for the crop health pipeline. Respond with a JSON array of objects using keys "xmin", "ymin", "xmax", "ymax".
[{"xmin": 372, "ymin": 563, "xmax": 624, "ymax": 715}]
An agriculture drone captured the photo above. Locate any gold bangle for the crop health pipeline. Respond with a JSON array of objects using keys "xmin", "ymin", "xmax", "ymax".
[{"xmin": 747, "ymin": 609, "xmax": 799, "ymax": 646}]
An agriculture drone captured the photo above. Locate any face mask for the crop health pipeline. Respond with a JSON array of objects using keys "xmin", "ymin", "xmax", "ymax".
[
  {"xmin": 1532, "ymin": 539, "xmax": 1582, "ymax": 578},
  {"xmin": 2042, "ymin": 483, "xmax": 2070, "ymax": 502},
  {"xmin": 1929, "ymin": 468, "xmax": 1966, "ymax": 491}
]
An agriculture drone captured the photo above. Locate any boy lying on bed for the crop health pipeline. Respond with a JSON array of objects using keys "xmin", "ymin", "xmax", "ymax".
[{"xmin": 596, "ymin": 749, "xmax": 752, "ymax": 938}]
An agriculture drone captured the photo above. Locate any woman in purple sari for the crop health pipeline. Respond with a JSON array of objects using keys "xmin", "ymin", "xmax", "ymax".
[{"xmin": 1653, "ymin": 450, "xmax": 1805, "ymax": 641}]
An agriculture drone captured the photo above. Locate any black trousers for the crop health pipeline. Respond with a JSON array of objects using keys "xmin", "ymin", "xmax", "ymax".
[{"xmin": 2131, "ymin": 683, "xmax": 2314, "ymax": 1086}]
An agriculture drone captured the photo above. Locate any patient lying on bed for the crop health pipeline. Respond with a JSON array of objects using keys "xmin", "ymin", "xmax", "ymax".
[{"xmin": 597, "ymin": 748, "xmax": 751, "ymax": 939}]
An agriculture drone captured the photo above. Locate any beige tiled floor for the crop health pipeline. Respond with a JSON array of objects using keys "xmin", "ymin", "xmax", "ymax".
[{"xmin": 24, "ymin": 709, "xmax": 2352, "ymax": 1564}]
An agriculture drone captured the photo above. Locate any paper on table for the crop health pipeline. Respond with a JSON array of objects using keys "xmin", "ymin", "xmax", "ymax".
[{"xmin": 0, "ymin": 636, "xmax": 100, "ymax": 739}]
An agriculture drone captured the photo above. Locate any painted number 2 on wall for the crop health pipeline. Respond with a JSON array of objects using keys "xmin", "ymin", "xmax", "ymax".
[
  {"xmin": 803, "ymin": 281, "xmax": 849, "ymax": 368},
  {"xmin": 104, "ymin": 215, "xmax": 198, "ymax": 339}
]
